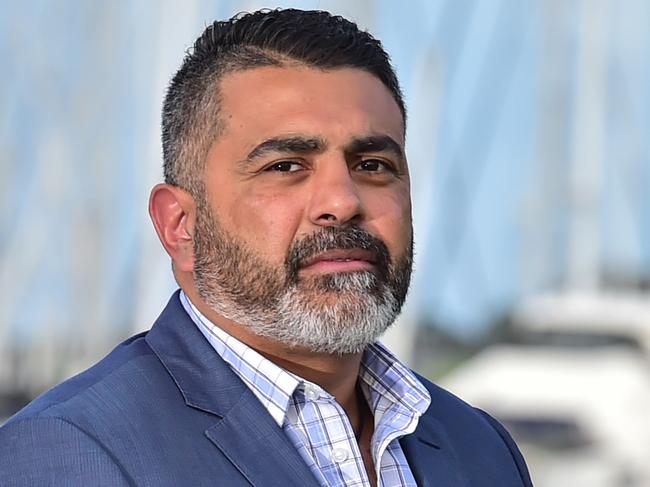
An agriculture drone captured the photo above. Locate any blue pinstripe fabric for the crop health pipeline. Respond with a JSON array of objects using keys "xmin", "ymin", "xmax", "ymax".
[{"xmin": 180, "ymin": 291, "xmax": 430, "ymax": 487}]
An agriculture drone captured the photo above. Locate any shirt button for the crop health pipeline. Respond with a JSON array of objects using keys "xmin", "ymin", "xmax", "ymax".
[
  {"xmin": 304, "ymin": 386, "xmax": 320, "ymax": 401},
  {"xmin": 331, "ymin": 448, "xmax": 349, "ymax": 463}
]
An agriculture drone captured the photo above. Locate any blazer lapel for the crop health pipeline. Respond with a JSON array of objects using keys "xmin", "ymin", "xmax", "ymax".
[
  {"xmin": 400, "ymin": 414, "xmax": 470, "ymax": 487},
  {"xmin": 205, "ymin": 394, "xmax": 320, "ymax": 487},
  {"xmin": 146, "ymin": 291, "xmax": 320, "ymax": 487}
]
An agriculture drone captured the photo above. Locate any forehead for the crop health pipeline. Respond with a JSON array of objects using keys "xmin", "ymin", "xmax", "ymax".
[{"xmin": 215, "ymin": 66, "xmax": 405, "ymax": 147}]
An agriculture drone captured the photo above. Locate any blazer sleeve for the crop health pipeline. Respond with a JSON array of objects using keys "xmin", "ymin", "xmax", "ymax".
[
  {"xmin": 476, "ymin": 408, "xmax": 534, "ymax": 487},
  {"xmin": 0, "ymin": 417, "xmax": 134, "ymax": 486}
]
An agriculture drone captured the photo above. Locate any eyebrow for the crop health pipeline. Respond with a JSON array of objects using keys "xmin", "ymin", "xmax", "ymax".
[
  {"xmin": 345, "ymin": 135, "xmax": 404, "ymax": 161},
  {"xmin": 245, "ymin": 136, "xmax": 326, "ymax": 163},
  {"xmin": 241, "ymin": 133, "xmax": 405, "ymax": 168}
]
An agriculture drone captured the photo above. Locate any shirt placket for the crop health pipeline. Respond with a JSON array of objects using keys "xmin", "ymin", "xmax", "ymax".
[
  {"xmin": 294, "ymin": 384, "xmax": 372, "ymax": 487},
  {"xmin": 373, "ymin": 408, "xmax": 420, "ymax": 486}
]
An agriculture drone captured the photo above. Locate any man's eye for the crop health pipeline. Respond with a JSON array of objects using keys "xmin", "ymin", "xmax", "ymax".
[
  {"xmin": 266, "ymin": 161, "xmax": 303, "ymax": 172},
  {"xmin": 357, "ymin": 159, "xmax": 393, "ymax": 173}
]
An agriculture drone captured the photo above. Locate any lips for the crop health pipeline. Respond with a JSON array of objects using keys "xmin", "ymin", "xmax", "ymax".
[
  {"xmin": 285, "ymin": 226, "xmax": 391, "ymax": 282},
  {"xmin": 300, "ymin": 249, "xmax": 377, "ymax": 270}
]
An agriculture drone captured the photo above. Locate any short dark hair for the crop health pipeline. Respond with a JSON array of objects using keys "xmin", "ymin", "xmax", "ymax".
[{"xmin": 161, "ymin": 8, "xmax": 405, "ymax": 194}]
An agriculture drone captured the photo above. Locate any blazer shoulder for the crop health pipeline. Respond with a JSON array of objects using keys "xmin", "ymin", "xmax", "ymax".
[
  {"xmin": 5, "ymin": 331, "xmax": 154, "ymax": 424},
  {"xmin": 413, "ymin": 372, "xmax": 533, "ymax": 486},
  {"xmin": 0, "ymin": 416, "xmax": 134, "ymax": 486},
  {"xmin": 475, "ymin": 408, "xmax": 534, "ymax": 486}
]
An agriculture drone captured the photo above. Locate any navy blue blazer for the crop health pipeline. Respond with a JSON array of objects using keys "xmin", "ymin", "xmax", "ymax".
[{"xmin": 0, "ymin": 292, "xmax": 532, "ymax": 486}]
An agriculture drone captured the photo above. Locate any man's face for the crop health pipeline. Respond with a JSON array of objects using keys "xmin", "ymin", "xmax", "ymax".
[{"xmin": 193, "ymin": 66, "xmax": 412, "ymax": 354}]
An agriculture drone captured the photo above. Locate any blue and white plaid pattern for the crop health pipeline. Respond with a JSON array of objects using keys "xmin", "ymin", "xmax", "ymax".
[{"xmin": 181, "ymin": 291, "xmax": 431, "ymax": 487}]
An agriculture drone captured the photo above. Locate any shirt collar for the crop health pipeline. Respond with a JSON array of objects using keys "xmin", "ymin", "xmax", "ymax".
[
  {"xmin": 179, "ymin": 290, "xmax": 431, "ymax": 426},
  {"xmin": 360, "ymin": 342, "xmax": 431, "ymax": 418}
]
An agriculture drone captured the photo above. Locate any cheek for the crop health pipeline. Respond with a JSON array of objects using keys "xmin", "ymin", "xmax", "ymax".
[
  {"xmin": 364, "ymin": 189, "xmax": 412, "ymax": 252},
  {"xmin": 229, "ymin": 190, "xmax": 304, "ymax": 258}
]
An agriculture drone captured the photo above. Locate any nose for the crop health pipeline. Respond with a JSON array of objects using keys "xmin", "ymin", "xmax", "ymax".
[{"xmin": 307, "ymin": 160, "xmax": 363, "ymax": 227}]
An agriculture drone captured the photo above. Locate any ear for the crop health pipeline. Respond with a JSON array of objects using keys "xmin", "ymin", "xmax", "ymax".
[{"xmin": 149, "ymin": 183, "xmax": 196, "ymax": 273}]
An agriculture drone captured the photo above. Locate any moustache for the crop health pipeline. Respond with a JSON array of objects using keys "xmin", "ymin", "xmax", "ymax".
[{"xmin": 285, "ymin": 226, "xmax": 391, "ymax": 282}]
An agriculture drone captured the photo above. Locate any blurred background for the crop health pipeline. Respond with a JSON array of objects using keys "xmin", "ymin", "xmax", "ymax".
[{"xmin": 2, "ymin": 0, "xmax": 650, "ymax": 485}]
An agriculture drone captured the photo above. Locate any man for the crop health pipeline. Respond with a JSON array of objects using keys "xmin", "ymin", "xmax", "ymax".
[{"xmin": 0, "ymin": 9, "xmax": 532, "ymax": 486}]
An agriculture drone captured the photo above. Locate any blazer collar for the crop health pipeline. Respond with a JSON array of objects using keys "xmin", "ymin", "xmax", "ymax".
[
  {"xmin": 145, "ymin": 291, "xmax": 320, "ymax": 487},
  {"xmin": 400, "ymin": 412, "xmax": 470, "ymax": 487}
]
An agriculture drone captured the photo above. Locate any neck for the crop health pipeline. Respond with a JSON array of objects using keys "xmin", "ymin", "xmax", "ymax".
[
  {"xmin": 257, "ymin": 346, "xmax": 368, "ymax": 440},
  {"xmin": 258, "ymin": 346, "xmax": 363, "ymax": 410}
]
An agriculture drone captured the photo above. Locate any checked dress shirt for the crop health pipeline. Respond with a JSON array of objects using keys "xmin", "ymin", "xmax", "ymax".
[{"xmin": 181, "ymin": 291, "xmax": 431, "ymax": 487}]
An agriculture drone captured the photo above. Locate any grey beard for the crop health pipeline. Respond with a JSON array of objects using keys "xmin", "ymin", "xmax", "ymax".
[
  {"xmin": 200, "ymin": 271, "xmax": 401, "ymax": 355},
  {"xmin": 192, "ymin": 199, "xmax": 412, "ymax": 355}
]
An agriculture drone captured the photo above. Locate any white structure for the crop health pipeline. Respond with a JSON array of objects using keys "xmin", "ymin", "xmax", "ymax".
[{"xmin": 442, "ymin": 292, "xmax": 650, "ymax": 487}]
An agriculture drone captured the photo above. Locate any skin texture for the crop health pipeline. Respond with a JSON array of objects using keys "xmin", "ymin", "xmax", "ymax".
[{"xmin": 149, "ymin": 66, "xmax": 411, "ymax": 485}]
